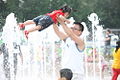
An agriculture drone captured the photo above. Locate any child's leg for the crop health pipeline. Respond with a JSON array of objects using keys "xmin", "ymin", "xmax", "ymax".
[
  {"xmin": 23, "ymin": 15, "xmax": 53, "ymax": 39},
  {"xmin": 19, "ymin": 20, "xmax": 35, "ymax": 29},
  {"xmin": 23, "ymin": 20, "xmax": 35, "ymax": 25},
  {"xmin": 24, "ymin": 25, "xmax": 42, "ymax": 39},
  {"xmin": 112, "ymin": 68, "xmax": 119, "ymax": 80},
  {"xmin": 27, "ymin": 25, "xmax": 42, "ymax": 33}
]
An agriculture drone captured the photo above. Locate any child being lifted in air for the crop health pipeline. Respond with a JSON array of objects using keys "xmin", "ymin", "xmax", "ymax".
[{"xmin": 19, "ymin": 4, "xmax": 72, "ymax": 39}]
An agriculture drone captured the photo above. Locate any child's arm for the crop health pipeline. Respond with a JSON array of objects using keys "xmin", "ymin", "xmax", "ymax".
[{"xmin": 58, "ymin": 15, "xmax": 70, "ymax": 24}]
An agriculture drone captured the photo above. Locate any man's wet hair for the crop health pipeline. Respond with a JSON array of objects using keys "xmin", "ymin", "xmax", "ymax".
[
  {"xmin": 74, "ymin": 22, "xmax": 84, "ymax": 32},
  {"xmin": 60, "ymin": 4, "xmax": 72, "ymax": 14},
  {"xmin": 60, "ymin": 68, "xmax": 73, "ymax": 80}
]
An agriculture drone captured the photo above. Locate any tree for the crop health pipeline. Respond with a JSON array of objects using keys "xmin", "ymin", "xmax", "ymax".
[
  {"xmin": 94, "ymin": 0, "xmax": 120, "ymax": 29},
  {"xmin": 0, "ymin": 0, "xmax": 120, "ymax": 29},
  {"xmin": 0, "ymin": 0, "xmax": 7, "ymax": 29}
]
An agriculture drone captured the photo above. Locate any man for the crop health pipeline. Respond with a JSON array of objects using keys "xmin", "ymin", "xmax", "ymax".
[
  {"xmin": 104, "ymin": 29, "xmax": 112, "ymax": 60},
  {"xmin": 53, "ymin": 17, "xmax": 85, "ymax": 80}
]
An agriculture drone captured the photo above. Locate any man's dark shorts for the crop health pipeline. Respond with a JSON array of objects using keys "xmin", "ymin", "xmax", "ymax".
[{"xmin": 33, "ymin": 15, "xmax": 54, "ymax": 31}]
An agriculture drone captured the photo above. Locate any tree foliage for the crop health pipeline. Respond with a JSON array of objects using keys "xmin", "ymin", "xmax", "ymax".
[{"xmin": 0, "ymin": 0, "xmax": 120, "ymax": 29}]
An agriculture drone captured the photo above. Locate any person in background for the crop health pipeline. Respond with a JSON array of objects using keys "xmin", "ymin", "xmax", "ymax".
[
  {"xmin": 58, "ymin": 68, "xmax": 73, "ymax": 80},
  {"xmin": 112, "ymin": 40, "xmax": 120, "ymax": 80},
  {"xmin": 104, "ymin": 29, "xmax": 112, "ymax": 60}
]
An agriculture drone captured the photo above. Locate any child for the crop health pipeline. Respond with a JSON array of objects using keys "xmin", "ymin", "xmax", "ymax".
[
  {"xmin": 58, "ymin": 68, "xmax": 73, "ymax": 80},
  {"xmin": 112, "ymin": 40, "xmax": 120, "ymax": 80},
  {"xmin": 19, "ymin": 4, "xmax": 72, "ymax": 39}
]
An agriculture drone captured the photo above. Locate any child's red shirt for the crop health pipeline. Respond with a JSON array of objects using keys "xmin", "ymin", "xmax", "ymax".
[{"xmin": 46, "ymin": 9, "xmax": 64, "ymax": 23}]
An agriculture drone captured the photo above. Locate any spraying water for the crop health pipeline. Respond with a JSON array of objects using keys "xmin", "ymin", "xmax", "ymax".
[
  {"xmin": 87, "ymin": 13, "xmax": 108, "ymax": 80},
  {"xmin": 0, "ymin": 13, "xmax": 112, "ymax": 80},
  {"xmin": 0, "ymin": 12, "xmax": 64, "ymax": 80},
  {"xmin": 1, "ymin": 13, "xmax": 22, "ymax": 80}
]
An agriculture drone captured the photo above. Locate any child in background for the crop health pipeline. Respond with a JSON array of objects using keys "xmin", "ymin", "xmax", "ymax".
[
  {"xmin": 87, "ymin": 48, "xmax": 108, "ymax": 79},
  {"xmin": 19, "ymin": 4, "xmax": 72, "ymax": 39},
  {"xmin": 112, "ymin": 40, "xmax": 120, "ymax": 80},
  {"xmin": 58, "ymin": 68, "xmax": 73, "ymax": 80}
]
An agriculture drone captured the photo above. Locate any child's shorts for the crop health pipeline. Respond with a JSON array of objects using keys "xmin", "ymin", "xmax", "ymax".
[{"xmin": 33, "ymin": 15, "xmax": 54, "ymax": 31}]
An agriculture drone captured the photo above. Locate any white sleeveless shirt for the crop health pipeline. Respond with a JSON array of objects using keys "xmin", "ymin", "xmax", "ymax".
[{"xmin": 61, "ymin": 38, "xmax": 84, "ymax": 74}]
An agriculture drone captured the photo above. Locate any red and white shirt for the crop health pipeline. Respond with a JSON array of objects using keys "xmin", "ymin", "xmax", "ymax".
[{"xmin": 46, "ymin": 9, "xmax": 64, "ymax": 23}]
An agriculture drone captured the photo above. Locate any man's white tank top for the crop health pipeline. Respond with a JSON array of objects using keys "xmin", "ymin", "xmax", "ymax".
[{"xmin": 61, "ymin": 38, "xmax": 84, "ymax": 74}]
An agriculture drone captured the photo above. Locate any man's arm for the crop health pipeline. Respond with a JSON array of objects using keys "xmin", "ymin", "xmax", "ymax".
[
  {"xmin": 57, "ymin": 17, "xmax": 85, "ymax": 50},
  {"xmin": 58, "ymin": 15, "xmax": 70, "ymax": 24},
  {"xmin": 105, "ymin": 37, "xmax": 110, "ymax": 41},
  {"xmin": 53, "ymin": 23, "xmax": 68, "ymax": 41}
]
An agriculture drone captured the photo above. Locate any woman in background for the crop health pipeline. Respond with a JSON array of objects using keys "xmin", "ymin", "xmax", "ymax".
[{"xmin": 112, "ymin": 40, "xmax": 120, "ymax": 80}]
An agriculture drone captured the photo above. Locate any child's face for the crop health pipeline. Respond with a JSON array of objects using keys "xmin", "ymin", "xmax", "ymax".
[{"xmin": 64, "ymin": 12, "xmax": 69, "ymax": 18}]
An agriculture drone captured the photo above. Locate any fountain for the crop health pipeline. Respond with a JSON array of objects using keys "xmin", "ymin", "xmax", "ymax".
[
  {"xmin": 0, "ymin": 12, "xmax": 112, "ymax": 80},
  {"xmin": 87, "ymin": 13, "xmax": 106, "ymax": 80},
  {"xmin": 0, "ymin": 13, "xmax": 22, "ymax": 80},
  {"xmin": 0, "ymin": 12, "xmax": 67, "ymax": 80}
]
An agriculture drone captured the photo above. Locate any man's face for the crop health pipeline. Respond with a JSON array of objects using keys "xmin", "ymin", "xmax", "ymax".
[
  {"xmin": 71, "ymin": 24, "xmax": 82, "ymax": 36},
  {"xmin": 106, "ymin": 31, "xmax": 110, "ymax": 35}
]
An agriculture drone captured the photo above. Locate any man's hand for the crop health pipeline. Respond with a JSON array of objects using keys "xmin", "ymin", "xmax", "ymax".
[
  {"xmin": 65, "ymin": 19, "xmax": 70, "ymax": 24},
  {"xmin": 57, "ymin": 16, "xmax": 66, "ymax": 25}
]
